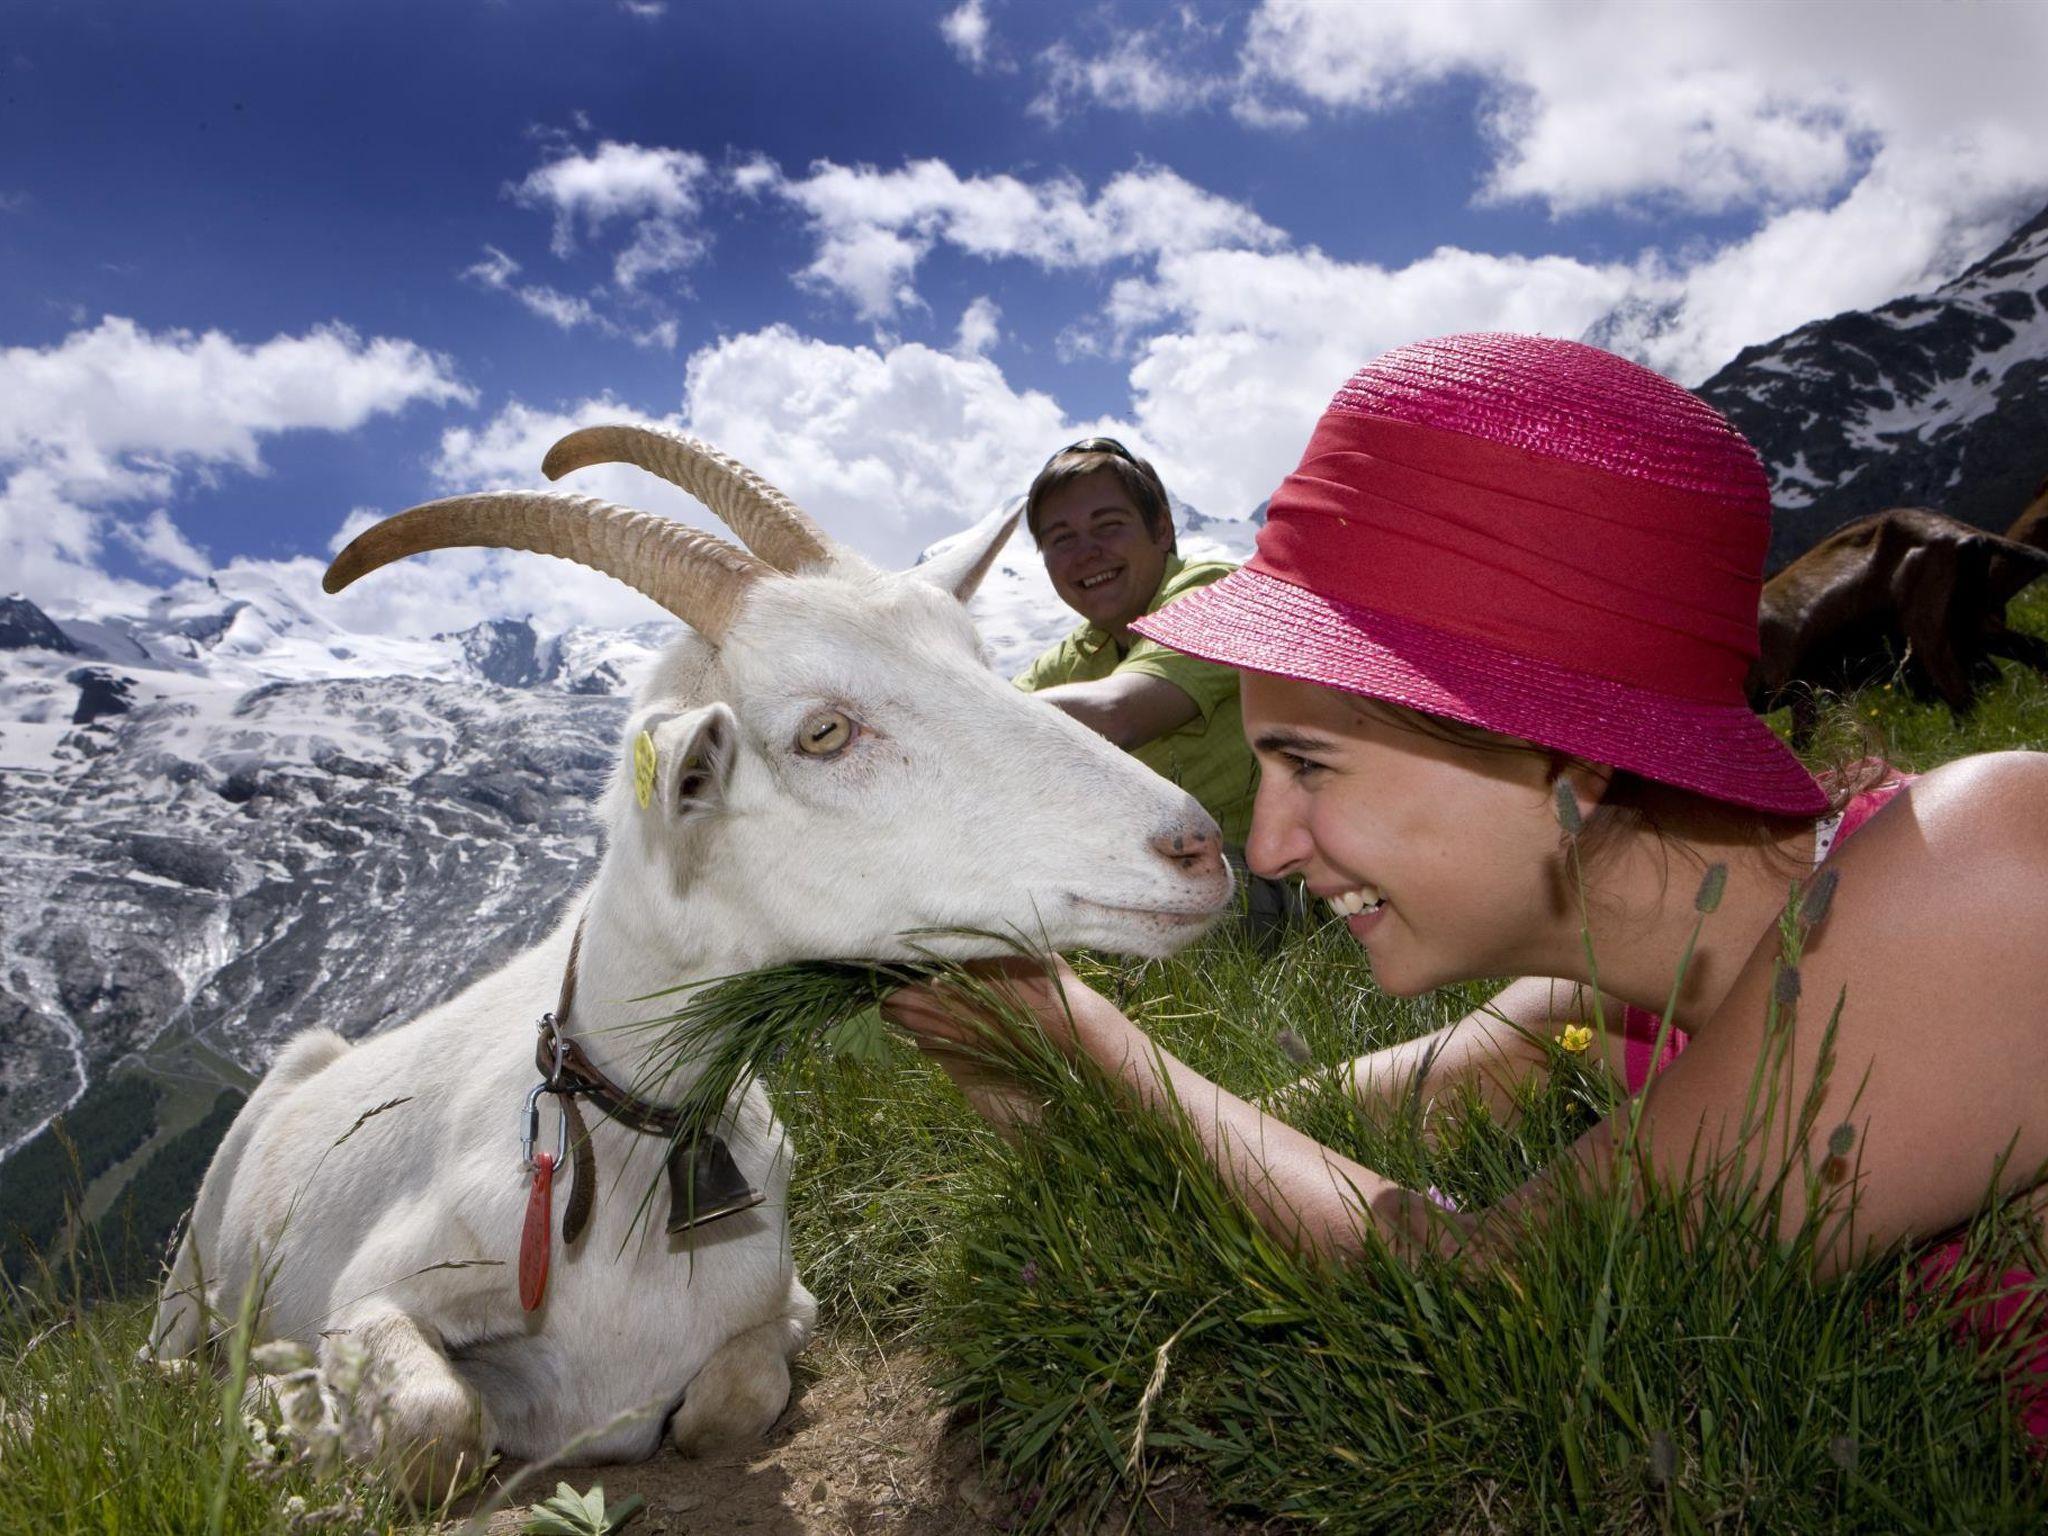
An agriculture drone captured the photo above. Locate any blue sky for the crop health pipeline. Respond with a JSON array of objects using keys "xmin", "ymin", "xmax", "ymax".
[{"xmin": 6, "ymin": 0, "xmax": 2046, "ymax": 635}]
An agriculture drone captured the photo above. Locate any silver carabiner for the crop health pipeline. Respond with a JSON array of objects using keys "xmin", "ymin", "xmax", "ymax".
[{"xmin": 520, "ymin": 1083, "xmax": 570, "ymax": 1172}]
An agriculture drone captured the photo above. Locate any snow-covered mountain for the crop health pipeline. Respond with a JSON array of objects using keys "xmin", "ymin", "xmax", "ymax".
[
  {"xmin": 0, "ymin": 559, "xmax": 683, "ymax": 1154},
  {"xmin": 0, "ymin": 592, "xmax": 640, "ymax": 1156},
  {"xmin": 1698, "ymin": 198, "xmax": 2048, "ymax": 569}
]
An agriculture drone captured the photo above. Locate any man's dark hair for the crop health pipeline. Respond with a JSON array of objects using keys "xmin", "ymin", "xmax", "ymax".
[{"xmin": 1025, "ymin": 437, "xmax": 1176, "ymax": 553}]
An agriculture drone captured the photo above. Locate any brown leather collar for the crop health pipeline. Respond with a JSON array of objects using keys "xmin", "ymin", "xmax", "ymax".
[
  {"xmin": 534, "ymin": 922, "xmax": 686, "ymax": 1141},
  {"xmin": 532, "ymin": 915, "xmax": 762, "ymax": 1244}
]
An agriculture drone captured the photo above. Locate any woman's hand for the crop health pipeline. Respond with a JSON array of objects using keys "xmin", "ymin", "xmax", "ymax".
[{"xmin": 881, "ymin": 954, "xmax": 1096, "ymax": 1134}]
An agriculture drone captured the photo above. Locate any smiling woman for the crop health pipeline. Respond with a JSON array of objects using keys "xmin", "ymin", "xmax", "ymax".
[{"xmin": 886, "ymin": 331, "xmax": 2048, "ymax": 1439}]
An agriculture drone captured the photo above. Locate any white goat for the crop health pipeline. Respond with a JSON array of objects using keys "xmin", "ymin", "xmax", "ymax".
[{"xmin": 151, "ymin": 426, "xmax": 1232, "ymax": 1495}]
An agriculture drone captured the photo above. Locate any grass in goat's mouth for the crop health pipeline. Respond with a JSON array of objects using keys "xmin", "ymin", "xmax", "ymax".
[{"xmin": 628, "ymin": 955, "xmax": 940, "ymax": 1133}]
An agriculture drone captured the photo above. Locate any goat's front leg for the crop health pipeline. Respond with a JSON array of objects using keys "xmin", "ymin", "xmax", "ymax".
[
  {"xmin": 667, "ymin": 1282, "xmax": 814, "ymax": 1456},
  {"xmin": 328, "ymin": 1307, "xmax": 493, "ymax": 1504}
]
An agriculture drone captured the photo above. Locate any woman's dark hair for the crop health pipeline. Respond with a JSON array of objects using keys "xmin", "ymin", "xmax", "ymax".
[
  {"xmin": 1342, "ymin": 692, "xmax": 1889, "ymax": 878},
  {"xmin": 1025, "ymin": 437, "xmax": 1176, "ymax": 553}
]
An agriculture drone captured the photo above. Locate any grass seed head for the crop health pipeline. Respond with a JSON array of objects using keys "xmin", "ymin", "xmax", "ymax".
[
  {"xmin": 1803, "ymin": 867, "xmax": 1839, "ymax": 930},
  {"xmin": 1774, "ymin": 965, "xmax": 1803, "ymax": 1006},
  {"xmin": 1553, "ymin": 779, "xmax": 1582, "ymax": 836}
]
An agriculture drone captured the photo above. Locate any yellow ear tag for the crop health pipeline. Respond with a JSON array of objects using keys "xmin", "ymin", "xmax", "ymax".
[{"xmin": 633, "ymin": 731, "xmax": 658, "ymax": 810}]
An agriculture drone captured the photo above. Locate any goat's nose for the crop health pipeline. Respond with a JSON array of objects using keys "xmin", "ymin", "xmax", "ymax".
[{"xmin": 1150, "ymin": 822, "xmax": 1224, "ymax": 879}]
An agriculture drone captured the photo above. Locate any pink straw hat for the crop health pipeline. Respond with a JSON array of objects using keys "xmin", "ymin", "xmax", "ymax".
[{"xmin": 1133, "ymin": 332, "xmax": 1827, "ymax": 815}]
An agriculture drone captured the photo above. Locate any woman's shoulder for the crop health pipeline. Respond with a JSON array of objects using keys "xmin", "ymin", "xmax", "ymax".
[
  {"xmin": 1881, "ymin": 752, "xmax": 2048, "ymax": 847},
  {"xmin": 1823, "ymin": 750, "xmax": 2048, "ymax": 904},
  {"xmin": 1707, "ymin": 751, "xmax": 2048, "ymax": 1039}
]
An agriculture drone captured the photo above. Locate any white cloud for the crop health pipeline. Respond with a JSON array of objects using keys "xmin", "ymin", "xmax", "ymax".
[
  {"xmin": 1225, "ymin": 0, "xmax": 2048, "ymax": 378},
  {"xmin": 474, "ymin": 139, "xmax": 710, "ymax": 343},
  {"xmin": 1107, "ymin": 243, "xmax": 1647, "ymax": 520},
  {"xmin": 1031, "ymin": 15, "xmax": 1223, "ymax": 123},
  {"xmin": 678, "ymin": 324, "xmax": 1102, "ymax": 562},
  {"xmin": 462, "ymin": 244, "xmax": 675, "ymax": 350},
  {"xmin": 1234, "ymin": 0, "xmax": 2040, "ymax": 216},
  {"xmin": 511, "ymin": 140, "xmax": 710, "ymax": 258},
  {"xmin": 115, "ymin": 508, "xmax": 212, "ymax": 577},
  {"xmin": 618, "ymin": 0, "xmax": 665, "ymax": 17},
  {"xmin": 0, "ymin": 465, "xmax": 156, "ymax": 611},
  {"xmin": 0, "ymin": 316, "xmax": 471, "ymax": 610},
  {"xmin": 939, "ymin": 0, "xmax": 993, "ymax": 69},
  {"xmin": 464, "ymin": 246, "xmax": 598, "ymax": 328},
  {"xmin": 955, "ymin": 295, "xmax": 1001, "ymax": 358},
  {"xmin": 612, "ymin": 218, "xmax": 704, "ymax": 291},
  {"xmin": 752, "ymin": 157, "xmax": 1283, "ymax": 319}
]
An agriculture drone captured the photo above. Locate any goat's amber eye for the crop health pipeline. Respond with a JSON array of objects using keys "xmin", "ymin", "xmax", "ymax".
[{"xmin": 796, "ymin": 710, "xmax": 854, "ymax": 756}]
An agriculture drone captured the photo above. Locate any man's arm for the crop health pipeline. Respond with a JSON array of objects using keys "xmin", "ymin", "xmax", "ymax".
[{"xmin": 1032, "ymin": 672, "xmax": 1200, "ymax": 749}]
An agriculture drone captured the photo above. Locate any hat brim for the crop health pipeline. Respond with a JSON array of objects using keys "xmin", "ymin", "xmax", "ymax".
[{"xmin": 1133, "ymin": 567, "xmax": 1828, "ymax": 817}]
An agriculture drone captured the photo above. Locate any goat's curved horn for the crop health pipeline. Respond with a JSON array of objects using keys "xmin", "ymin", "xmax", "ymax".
[
  {"xmin": 542, "ymin": 424, "xmax": 832, "ymax": 574},
  {"xmin": 322, "ymin": 490, "xmax": 769, "ymax": 644}
]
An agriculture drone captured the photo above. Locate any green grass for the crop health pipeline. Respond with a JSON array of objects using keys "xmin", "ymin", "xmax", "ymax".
[
  {"xmin": 768, "ymin": 937, "xmax": 2043, "ymax": 1532},
  {"xmin": 4, "ymin": 592, "xmax": 2044, "ymax": 1534},
  {"xmin": 0, "ymin": 1281, "xmax": 411, "ymax": 1536}
]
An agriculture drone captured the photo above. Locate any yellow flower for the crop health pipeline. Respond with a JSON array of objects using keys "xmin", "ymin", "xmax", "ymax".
[{"xmin": 1556, "ymin": 1024, "xmax": 1593, "ymax": 1054}]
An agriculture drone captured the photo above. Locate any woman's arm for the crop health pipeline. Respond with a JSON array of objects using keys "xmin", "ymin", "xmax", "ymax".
[
  {"xmin": 1311, "ymin": 975, "xmax": 1625, "ymax": 1128},
  {"xmin": 886, "ymin": 959, "xmax": 1404, "ymax": 1260}
]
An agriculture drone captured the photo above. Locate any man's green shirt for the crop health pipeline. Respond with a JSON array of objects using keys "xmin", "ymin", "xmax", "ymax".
[{"xmin": 1014, "ymin": 555, "xmax": 1258, "ymax": 845}]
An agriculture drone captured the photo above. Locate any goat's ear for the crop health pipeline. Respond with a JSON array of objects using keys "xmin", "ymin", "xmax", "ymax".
[
  {"xmin": 632, "ymin": 703, "xmax": 738, "ymax": 822},
  {"xmin": 909, "ymin": 500, "xmax": 1022, "ymax": 604}
]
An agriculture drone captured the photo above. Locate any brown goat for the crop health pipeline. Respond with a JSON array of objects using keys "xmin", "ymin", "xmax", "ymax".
[
  {"xmin": 2007, "ymin": 473, "xmax": 2048, "ymax": 555},
  {"xmin": 1749, "ymin": 505, "xmax": 2048, "ymax": 741}
]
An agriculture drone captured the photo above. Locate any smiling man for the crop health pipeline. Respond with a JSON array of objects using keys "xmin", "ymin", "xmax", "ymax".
[{"xmin": 1014, "ymin": 437, "xmax": 1258, "ymax": 851}]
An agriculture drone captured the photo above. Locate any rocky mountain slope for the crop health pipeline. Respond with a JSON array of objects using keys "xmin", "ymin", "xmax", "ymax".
[
  {"xmin": 0, "ymin": 567, "xmax": 687, "ymax": 1156},
  {"xmin": 0, "ymin": 638, "xmax": 628, "ymax": 1156},
  {"xmin": 1698, "ymin": 199, "xmax": 2048, "ymax": 568}
]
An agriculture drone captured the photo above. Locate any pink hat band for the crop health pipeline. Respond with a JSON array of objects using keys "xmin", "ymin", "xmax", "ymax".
[{"xmin": 1250, "ymin": 410, "xmax": 1769, "ymax": 703}]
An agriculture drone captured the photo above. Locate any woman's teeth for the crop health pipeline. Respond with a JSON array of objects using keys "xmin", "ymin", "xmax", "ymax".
[{"xmin": 1326, "ymin": 885, "xmax": 1384, "ymax": 917}]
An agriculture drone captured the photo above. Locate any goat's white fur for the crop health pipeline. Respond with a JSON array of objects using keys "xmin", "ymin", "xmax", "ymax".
[{"xmin": 151, "ymin": 504, "xmax": 1231, "ymax": 1493}]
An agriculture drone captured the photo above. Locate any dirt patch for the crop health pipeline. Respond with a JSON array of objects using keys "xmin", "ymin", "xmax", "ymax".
[{"xmin": 457, "ymin": 1345, "xmax": 1242, "ymax": 1535}]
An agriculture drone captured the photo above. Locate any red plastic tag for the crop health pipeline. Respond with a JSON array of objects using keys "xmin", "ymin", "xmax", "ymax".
[{"xmin": 519, "ymin": 1152, "xmax": 555, "ymax": 1312}]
